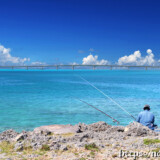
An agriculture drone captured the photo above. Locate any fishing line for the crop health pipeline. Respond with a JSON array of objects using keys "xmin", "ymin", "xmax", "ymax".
[
  {"xmin": 78, "ymin": 75, "xmax": 136, "ymax": 121},
  {"xmin": 75, "ymin": 97, "xmax": 120, "ymax": 124}
]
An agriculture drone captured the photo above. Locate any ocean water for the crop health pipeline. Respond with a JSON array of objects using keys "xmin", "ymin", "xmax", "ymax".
[{"xmin": 0, "ymin": 70, "xmax": 160, "ymax": 132}]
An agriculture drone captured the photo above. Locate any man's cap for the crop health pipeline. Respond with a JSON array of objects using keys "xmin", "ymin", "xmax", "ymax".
[{"xmin": 143, "ymin": 104, "xmax": 150, "ymax": 110}]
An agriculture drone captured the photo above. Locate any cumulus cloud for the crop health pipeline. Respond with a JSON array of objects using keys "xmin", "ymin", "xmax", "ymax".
[
  {"xmin": 0, "ymin": 45, "xmax": 30, "ymax": 65},
  {"xmin": 70, "ymin": 62, "xmax": 78, "ymax": 65},
  {"xmin": 118, "ymin": 49, "xmax": 155, "ymax": 66},
  {"xmin": 89, "ymin": 48, "xmax": 95, "ymax": 52},
  {"xmin": 78, "ymin": 50, "xmax": 85, "ymax": 54},
  {"xmin": 82, "ymin": 54, "xmax": 109, "ymax": 65},
  {"xmin": 31, "ymin": 61, "xmax": 46, "ymax": 66}
]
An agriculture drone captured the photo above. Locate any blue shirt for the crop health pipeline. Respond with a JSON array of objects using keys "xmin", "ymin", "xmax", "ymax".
[{"xmin": 137, "ymin": 110, "xmax": 155, "ymax": 130}]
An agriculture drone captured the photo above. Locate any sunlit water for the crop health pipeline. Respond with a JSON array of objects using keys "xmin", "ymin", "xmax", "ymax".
[{"xmin": 0, "ymin": 70, "xmax": 160, "ymax": 132}]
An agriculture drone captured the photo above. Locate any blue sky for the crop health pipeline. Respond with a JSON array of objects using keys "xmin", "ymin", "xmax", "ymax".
[{"xmin": 1, "ymin": 0, "xmax": 160, "ymax": 65}]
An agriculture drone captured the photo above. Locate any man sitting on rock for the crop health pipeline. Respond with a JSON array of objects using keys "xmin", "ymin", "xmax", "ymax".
[{"xmin": 137, "ymin": 105, "xmax": 157, "ymax": 130}]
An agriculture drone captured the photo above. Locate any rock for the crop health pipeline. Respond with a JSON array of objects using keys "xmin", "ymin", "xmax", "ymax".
[
  {"xmin": 0, "ymin": 121, "xmax": 159, "ymax": 159},
  {"xmin": 124, "ymin": 127, "xmax": 129, "ymax": 132},
  {"xmin": 14, "ymin": 142, "xmax": 24, "ymax": 151},
  {"xmin": 105, "ymin": 126, "xmax": 125, "ymax": 133},
  {"xmin": 25, "ymin": 154, "xmax": 39, "ymax": 158},
  {"xmin": 124, "ymin": 122, "xmax": 158, "ymax": 136},
  {"xmin": 0, "ymin": 153, "xmax": 6, "ymax": 159},
  {"xmin": 0, "ymin": 130, "xmax": 18, "ymax": 142},
  {"xmin": 13, "ymin": 132, "xmax": 28, "ymax": 142},
  {"xmin": 74, "ymin": 142, "xmax": 86, "ymax": 148},
  {"xmin": 78, "ymin": 121, "xmax": 111, "ymax": 132},
  {"xmin": 51, "ymin": 143, "xmax": 61, "ymax": 150},
  {"xmin": 88, "ymin": 121, "xmax": 111, "ymax": 132},
  {"xmin": 34, "ymin": 124, "xmax": 80, "ymax": 134},
  {"xmin": 62, "ymin": 145, "xmax": 68, "ymax": 151},
  {"xmin": 79, "ymin": 133, "xmax": 89, "ymax": 142}
]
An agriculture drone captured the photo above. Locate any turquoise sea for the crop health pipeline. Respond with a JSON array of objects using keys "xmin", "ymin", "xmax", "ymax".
[{"xmin": 0, "ymin": 70, "xmax": 160, "ymax": 132}]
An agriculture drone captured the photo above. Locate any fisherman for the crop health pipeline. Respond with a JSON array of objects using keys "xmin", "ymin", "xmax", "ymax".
[{"xmin": 137, "ymin": 104, "xmax": 156, "ymax": 130}]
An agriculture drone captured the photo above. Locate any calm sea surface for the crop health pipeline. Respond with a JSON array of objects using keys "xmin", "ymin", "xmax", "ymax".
[{"xmin": 0, "ymin": 70, "xmax": 160, "ymax": 132}]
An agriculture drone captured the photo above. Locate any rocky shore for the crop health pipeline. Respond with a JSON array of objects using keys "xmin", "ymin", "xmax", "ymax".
[{"xmin": 0, "ymin": 121, "xmax": 160, "ymax": 160}]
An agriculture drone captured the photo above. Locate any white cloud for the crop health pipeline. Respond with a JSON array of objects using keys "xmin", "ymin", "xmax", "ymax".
[
  {"xmin": 31, "ymin": 61, "xmax": 46, "ymax": 66},
  {"xmin": 1, "ymin": 44, "xmax": 159, "ymax": 67},
  {"xmin": 70, "ymin": 62, "xmax": 78, "ymax": 65},
  {"xmin": 78, "ymin": 50, "xmax": 85, "ymax": 54},
  {"xmin": 89, "ymin": 48, "xmax": 95, "ymax": 52},
  {"xmin": 82, "ymin": 54, "xmax": 109, "ymax": 65},
  {"xmin": 0, "ymin": 45, "xmax": 30, "ymax": 65},
  {"xmin": 118, "ymin": 49, "xmax": 155, "ymax": 66}
]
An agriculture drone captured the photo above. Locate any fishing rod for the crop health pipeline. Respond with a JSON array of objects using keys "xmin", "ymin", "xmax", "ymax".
[
  {"xmin": 75, "ymin": 97, "xmax": 120, "ymax": 124},
  {"xmin": 78, "ymin": 75, "xmax": 136, "ymax": 121}
]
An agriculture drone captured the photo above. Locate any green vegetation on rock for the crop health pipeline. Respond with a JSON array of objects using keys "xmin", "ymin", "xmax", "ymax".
[
  {"xmin": 79, "ymin": 158, "xmax": 86, "ymax": 160},
  {"xmin": 144, "ymin": 139, "xmax": 160, "ymax": 145},
  {"xmin": 85, "ymin": 143, "xmax": 99, "ymax": 151},
  {"xmin": 0, "ymin": 141, "xmax": 14, "ymax": 155},
  {"xmin": 40, "ymin": 144, "xmax": 50, "ymax": 151},
  {"xmin": 152, "ymin": 148, "xmax": 160, "ymax": 152}
]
